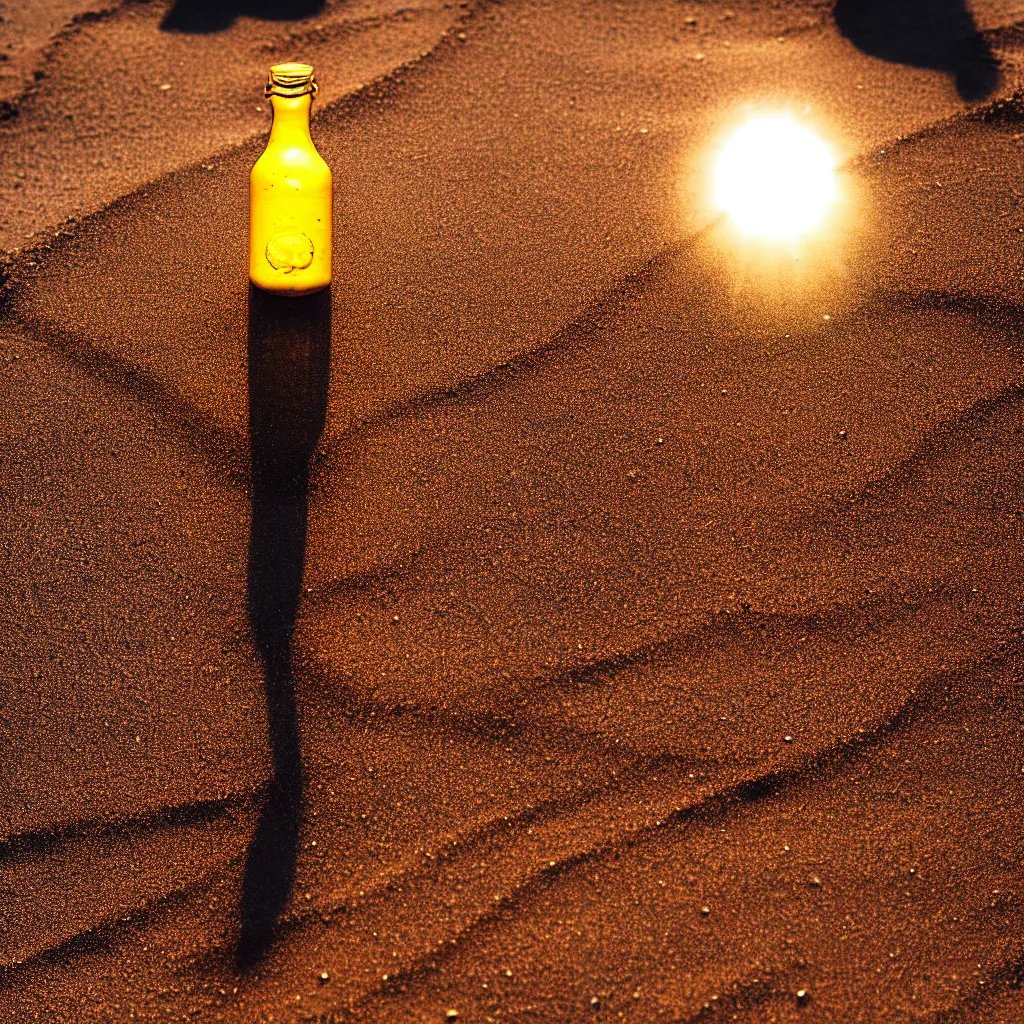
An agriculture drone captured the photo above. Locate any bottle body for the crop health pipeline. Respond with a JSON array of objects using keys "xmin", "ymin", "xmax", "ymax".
[{"xmin": 250, "ymin": 93, "xmax": 332, "ymax": 296}]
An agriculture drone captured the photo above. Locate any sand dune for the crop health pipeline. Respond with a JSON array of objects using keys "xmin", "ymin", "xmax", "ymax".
[
  {"xmin": 0, "ymin": 0, "xmax": 463, "ymax": 249},
  {"xmin": 4, "ymin": 0, "xmax": 1024, "ymax": 1021}
]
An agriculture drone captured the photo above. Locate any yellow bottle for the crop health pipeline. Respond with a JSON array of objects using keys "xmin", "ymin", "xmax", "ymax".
[{"xmin": 249, "ymin": 63, "xmax": 332, "ymax": 296}]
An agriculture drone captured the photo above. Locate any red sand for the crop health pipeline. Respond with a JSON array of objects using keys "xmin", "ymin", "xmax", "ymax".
[{"xmin": 4, "ymin": 1, "xmax": 1024, "ymax": 1021}]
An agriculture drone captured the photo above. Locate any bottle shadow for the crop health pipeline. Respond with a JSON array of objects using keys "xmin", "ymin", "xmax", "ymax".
[
  {"xmin": 237, "ymin": 283, "xmax": 331, "ymax": 970},
  {"xmin": 834, "ymin": 0, "xmax": 999, "ymax": 101},
  {"xmin": 161, "ymin": 0, "xmax": 325, "ymax": 33}
]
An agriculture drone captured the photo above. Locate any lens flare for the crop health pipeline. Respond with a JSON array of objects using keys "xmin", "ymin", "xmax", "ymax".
[{"xmin": 713, "ymin": 115, "xmax": 837, "ymax": 241}]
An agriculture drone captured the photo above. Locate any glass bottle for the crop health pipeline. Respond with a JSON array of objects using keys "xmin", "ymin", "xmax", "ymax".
[{"xmin": 249, "ymin": 63, "xmax": 332, "ymax": 296}]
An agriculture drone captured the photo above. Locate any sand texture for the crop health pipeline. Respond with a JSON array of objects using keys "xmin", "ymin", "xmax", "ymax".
[{"xmin": 5, "ymin": 0, "xmax": 1024, "ymax": 1021}]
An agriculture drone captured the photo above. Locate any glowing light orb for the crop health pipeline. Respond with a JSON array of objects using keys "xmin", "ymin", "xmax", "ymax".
[{"xmin": 713, "ymin": 115, "xmax": 837, "ymax": 240}]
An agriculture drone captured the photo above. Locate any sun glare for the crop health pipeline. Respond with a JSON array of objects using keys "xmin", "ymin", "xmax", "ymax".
[{"xmin": 713, "ymin": 115, "xmax": 837, "ymax": 241}]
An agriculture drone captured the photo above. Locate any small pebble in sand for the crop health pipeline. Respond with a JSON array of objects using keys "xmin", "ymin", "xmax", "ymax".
[
  {"xmin": 159, "ymin": 83, "xmax": 171, "ymax": 91},
  {"xmin": 446, "ymin": 1010, "xmax": 459, "ymax": 1021},
  {"xmin": 319, "ymin": 971, "xmax": 329, "ymax": 983},
  {"xmin": 784, "ymin": 735, "xmax": 794, "ymax": 743},
  {"xmin": 809, "ymin": 876, "xmax": 822, "ymax": 887},
  {"xmin": 504, "ymin": 969, "xmax": 513, "ymax": 977},
  {"xmin": 590, "ymin": 996, "xmax": 601, "ymax": 1008},
  {"xmin": 693, "ymin": 53, "xmax": 705, "ymax": 61},
  {"xmin": 796, "ymin": 988, "xmax": 809, "ymax": 1003},
  {"xmin": 701, "ymin": 905, "xmax": 711, "ymax": 916}
]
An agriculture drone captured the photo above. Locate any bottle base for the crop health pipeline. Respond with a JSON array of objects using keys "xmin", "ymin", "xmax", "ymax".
[{"xmin": 249, "ymin": 276, "xmax": 331, "ymax": 297}]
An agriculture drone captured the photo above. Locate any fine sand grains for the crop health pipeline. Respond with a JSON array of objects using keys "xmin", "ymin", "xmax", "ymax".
[{"xmin": 4, "ymin": 0, "xmax": 1024, "ymax": 1022}]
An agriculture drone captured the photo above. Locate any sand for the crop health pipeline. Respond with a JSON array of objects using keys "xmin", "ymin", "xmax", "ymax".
[{"xmin": 4, "ymin": 0, "xmax": 1024, "ymax": 1021}]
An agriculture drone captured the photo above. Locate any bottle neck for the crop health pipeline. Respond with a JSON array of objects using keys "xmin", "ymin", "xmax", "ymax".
[{"xmin": 268, "ymin": 94, "xmax": 313, "ymax": 146}]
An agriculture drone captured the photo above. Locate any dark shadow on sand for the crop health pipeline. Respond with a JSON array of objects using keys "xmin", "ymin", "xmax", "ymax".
[
  {"xmin": 237, "ymin": 283, "xmax": 330, "ymax": 970},
  {"xmin": 835, "ymin": 0, "xmax": 999, "ymax": 101},
  {"xmin": 161, "ymin": 0, "xmax": 325, "ymax": 33}
]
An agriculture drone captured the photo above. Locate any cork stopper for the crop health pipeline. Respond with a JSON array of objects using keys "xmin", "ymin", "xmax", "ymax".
[{"xmin": 265, "ymin": 62, "xmax": 318, "ymax": 99}]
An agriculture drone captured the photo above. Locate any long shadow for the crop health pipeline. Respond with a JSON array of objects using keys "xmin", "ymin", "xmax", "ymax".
[
  {"xmin": 835, "ymin": 0, "xmax": 1000, "ymax": 101},
  {"xmin": 237, "ymin": 283, "xmax": 331, "ymax": 970},
  {"xmin": 161, "ymin": 0, "xmax": 325, "ymax": 33}
]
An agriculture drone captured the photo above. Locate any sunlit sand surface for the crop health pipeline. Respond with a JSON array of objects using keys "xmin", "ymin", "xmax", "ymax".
[{"xmin": 3, "ymin": 1, "xmax": 1024, "ymax": 1022}]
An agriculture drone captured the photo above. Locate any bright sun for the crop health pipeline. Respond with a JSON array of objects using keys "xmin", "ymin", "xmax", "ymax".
[{"xmin": 713, "ymin": 115, "xmax": 837, "ymax": 241}]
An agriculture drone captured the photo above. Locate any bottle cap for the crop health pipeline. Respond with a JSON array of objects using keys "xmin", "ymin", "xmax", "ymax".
[{"xmin": 265, "ymin": 62, "xmax": 318, "ymax": 99}]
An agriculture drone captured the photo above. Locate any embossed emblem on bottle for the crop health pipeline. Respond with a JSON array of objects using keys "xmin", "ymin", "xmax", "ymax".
[{"xmin": 265, "ymin": 231, "xmax": 314, "ymax": 273}]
